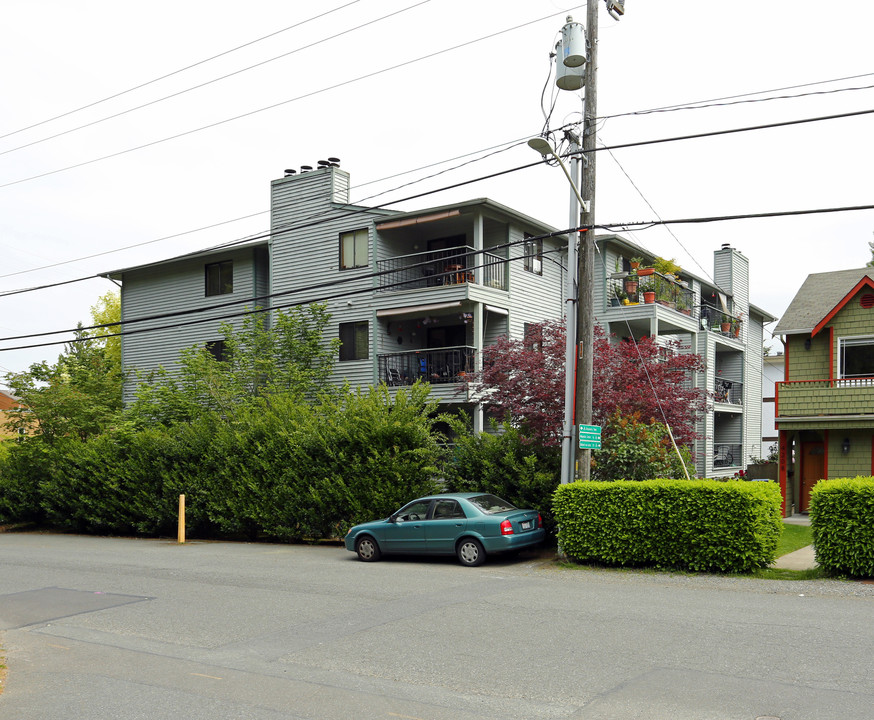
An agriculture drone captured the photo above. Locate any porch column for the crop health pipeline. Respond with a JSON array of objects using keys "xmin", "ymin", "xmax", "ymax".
[
  {"xmin": 778, "ymin": 430, "xmax": 789, "ymax": 516},
  {"xmin": 472, "ymin": 302, "xmax": 485, "ymax": 435},
  {"xmin": 473, "ymin": 213, "xmax": 483, "ymax": 284}
]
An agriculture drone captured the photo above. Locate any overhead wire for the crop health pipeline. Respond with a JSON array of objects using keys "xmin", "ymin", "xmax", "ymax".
[
  {"xmin": 1, "ymin": 105, "xmax": 872, "ymax": 297},
  {"xmin": 2, "ymin": 201, "xmax": 874, "ymax": 352},
  {"xmin": 0, "ymin": 5, "xmax": 585, "ymax": 190},
  {"xmin": 0, "ymin": 0, "xmax": 431, "ymax": 158},
  {"xmin": 0, "ymin": 0, "xmax": 364, "ymax": 141},
  {"xmin": 601, "ymin": 71, "xmax": 874, "ymax": 120}
]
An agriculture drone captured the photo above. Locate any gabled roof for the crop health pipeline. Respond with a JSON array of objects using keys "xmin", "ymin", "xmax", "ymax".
[{"xmin": 773, "ymin": 267, "xmax": 874, "ymax": 335}]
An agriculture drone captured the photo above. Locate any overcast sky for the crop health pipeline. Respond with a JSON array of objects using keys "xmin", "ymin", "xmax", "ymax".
[{"xmin": 1, "ymin": 0, "xmax": 872, "ymax": 376}]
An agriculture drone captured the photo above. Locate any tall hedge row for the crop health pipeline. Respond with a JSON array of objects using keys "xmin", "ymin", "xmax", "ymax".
[
  {"xmin": 810, "ymin": 477, "xmax": 874, "ymax": 577},
  {"xmin": 553, "ymin": 479, "xmax": 782, "ymax": 573},
  {"xmin": 0, "ymin": 386, "xmax": 442, "ymax": 540}
]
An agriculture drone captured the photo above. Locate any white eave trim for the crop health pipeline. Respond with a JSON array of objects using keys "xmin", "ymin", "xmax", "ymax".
[{"xmin": 376, "ymin": 301, "xmax": 462, "ymax": 317}]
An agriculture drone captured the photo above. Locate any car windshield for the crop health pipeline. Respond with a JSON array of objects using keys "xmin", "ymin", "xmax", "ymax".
[{"xmin": 467, "ymin": 494, "xmax": 517, "ymax": 514}]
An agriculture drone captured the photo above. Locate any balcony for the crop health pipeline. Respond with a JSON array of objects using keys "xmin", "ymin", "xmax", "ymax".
[
  {"xmin": 607, "ymin": 271, "xmax": 696, "ymax": 317},
  {"xmin": 777, "ymin": 378, "xmax": 874, "ymax": 419},
  {"xmin": 713, "ymin": 443, "xmax": 742, "ymax": 469},
  {"xmin": 378, "ymin": 346, "xmax": 476, "ymax": 386},
  {"xmin": 377, "ymin": 247, "xmax": 507, "ymax": 293},
  {"xmin": 699, "ymin": 302, "xmax": 743, "ymax": 339},
  {"xmin": 713, "ymin": 376, "xmax": 743, "ymax": 405}
]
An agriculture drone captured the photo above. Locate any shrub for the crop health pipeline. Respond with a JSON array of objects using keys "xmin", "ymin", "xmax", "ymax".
[
  {"xmin": 442, "ymin": 416, "xmax": 560, "ymax": 536},
  {"xmin": 592, "ymin": 410, "xmax": 693, "ymax": 481},
  {"xmin": 809, "ymin": 476, "xmax": 874, "ymax": 577},
  {"xmin": 0, "ymin": 384, "xmax": 443, "ymax": 541},
  {"xmin": 553, "ymin": 479, "xmax": 782, "ymax": 573}
]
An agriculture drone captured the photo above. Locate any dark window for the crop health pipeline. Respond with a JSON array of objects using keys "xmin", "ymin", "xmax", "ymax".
[
  {"xmin": 840, "ymin": 337, "xmax": 874, "ymax": 378},
  {"xmin": 433, "ymin": 499, "xmax": 466, "ymax": 519},
  {"xmin": 339, "ymin": 321, "xmax": 369, "ymax": 361},
  {"xmin": 206, "ymin": 340, "xmax": 228, "ymax": 362},
  {"xmin": 340, "ymin": 228, "xmax": 368, "ymax": 270},
  {"xmin": 205, "ymin": 260, "xmax": 233, "ymax": 296},
  {"xmin": 523, "ymin": 233, "xmax": 543, "ymax": 275},
  {"xmin": 524, "ymin": 323, "xmax": 543, "ymax": 353}
]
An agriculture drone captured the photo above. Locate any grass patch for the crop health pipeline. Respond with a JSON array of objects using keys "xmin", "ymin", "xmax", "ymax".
[
  {"xmin": 748, "ymin": 566, "xmax": 828, "ymax": 581},
  {"xmin": 778, "ymin": 523, "xmax": 813, "ymax": 557}
]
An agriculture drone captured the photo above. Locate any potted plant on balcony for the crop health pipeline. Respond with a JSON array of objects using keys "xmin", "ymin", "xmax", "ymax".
[
  {"xmin": 630, "ymin": 256, "xmax": 643, "ymax": 270},
  {"xmin": 611, "ymin": 285, "xmax": 627, "ymax": 306},
  {"xmin": 623, "ymin": 271, "xmax": 639, "ymax": 300},
  {"xmin": 720, "ymin": 313, "xmax": 732, "ymax": 333}
]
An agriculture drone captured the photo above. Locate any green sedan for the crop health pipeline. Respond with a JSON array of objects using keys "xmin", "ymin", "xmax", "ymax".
[{"xmin": 344, "ymin": 492, "xmax": 545, "ymax": 567}]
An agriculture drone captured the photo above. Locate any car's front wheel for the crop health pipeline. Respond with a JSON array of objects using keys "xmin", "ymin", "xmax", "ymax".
[
  {"xmin": 355, "ymin": 535, "xmax": 381, "ymax": 562},
  {"xmin": 456, "ymin": 538, "xmax": 485, "ymax": 567}
]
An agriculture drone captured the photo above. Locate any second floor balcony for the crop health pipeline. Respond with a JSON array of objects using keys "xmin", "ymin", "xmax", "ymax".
[
  {"xmin": 777, "ymin": 377, "xmax": 874, "ymax": 419},
  {"xmin": 378, "ymin": 346, "xmax": 476, "ymax": 386},
  {"xmin": 377, "ymin": 247, "xmax": 507, "ymax": 293},
  {"xmin": 714, "ymin": 376, "xmax": 744, "ymax": 405}
]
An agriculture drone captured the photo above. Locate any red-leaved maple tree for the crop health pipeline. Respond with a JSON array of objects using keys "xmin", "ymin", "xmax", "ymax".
[{"xmin": 473, "ymin": 320, "xmax": 707, "ymax": 448}]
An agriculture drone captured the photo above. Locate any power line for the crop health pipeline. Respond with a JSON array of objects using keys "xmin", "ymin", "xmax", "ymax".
[
  {"xmin": 601, "ymin": 71, "xmax": 874, "ymax": 120},
  {"xmin": 2, "ymin": 202, "xmax": 874, "ymax": 353},
  {"xmin": 0, "ymin": 1, "xmax": 364, "ymax": 142},
  {"xmin": 0, "ymin": 1, "xmax": 430, "ymax": 158},
  {"xmin": 0, "ymin": 134, "xmax": 532, "ymax": 284},
  {"xmin": 0, "ymin": 238, "xmax": 565, "ymax": 350},
  {"xmin": 1, "ymin": 104, "xmax": 872, "ymax": 298},
  {"xmin": 0, "ymin": 5, "xmax": 583, "ymax": 190}
]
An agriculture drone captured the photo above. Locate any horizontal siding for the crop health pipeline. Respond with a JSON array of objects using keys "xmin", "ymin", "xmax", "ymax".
[
  {"xmin": 121, "ymin": 247, "xmax": 264, "ymax": 403},
  {"xmin": 506, "ymin": 225, "xmax": 564, "ymax": 337}
]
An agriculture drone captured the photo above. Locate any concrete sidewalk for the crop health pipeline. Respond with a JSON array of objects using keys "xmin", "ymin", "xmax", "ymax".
[
  {"xmin": 772, "ymin": 544, "xmax": 817, "ymax": 570},
  {"xmin": 772, "ymin": 514, "xmax": 817, "ymax": 570}
]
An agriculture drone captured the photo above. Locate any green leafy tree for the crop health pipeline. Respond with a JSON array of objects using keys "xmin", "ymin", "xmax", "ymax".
[
  {"xmin": 592, "ymin": 410, "xmax": 692, "ymax": 482},
  {"xmin": 5, "ymin": 326, "xmax": 123, "ymax": 442},
  {"xmin": 442, "ymin": 413, "xmax": 561, "ymax": 535},
  {"xmin": 127, "ymin": 304, "xmax": 338, "ymax": 425},
  {"xmin": 86, "ymin": 289, "xmax": 121, "ymax": 375}
]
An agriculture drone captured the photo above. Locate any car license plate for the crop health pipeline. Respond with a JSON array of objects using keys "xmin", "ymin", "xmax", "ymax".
[{"xmin": 520, "ymin": 520, "xmax": 532, "ymax": 530}]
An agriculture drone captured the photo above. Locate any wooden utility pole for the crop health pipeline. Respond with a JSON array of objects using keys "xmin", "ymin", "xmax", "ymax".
[{"xmin": 574, "ymin": 0, "xmax": 598, "ymax": 481}]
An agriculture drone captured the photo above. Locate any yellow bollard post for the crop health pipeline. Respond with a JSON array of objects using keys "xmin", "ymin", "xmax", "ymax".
[{"xmin": 177, "ymin": 494, "xmax": 186, "ymax": 544}]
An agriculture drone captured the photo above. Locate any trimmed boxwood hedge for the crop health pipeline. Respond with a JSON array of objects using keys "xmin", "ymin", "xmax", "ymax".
[
  {"xmin": 553, "ymin": 479, "xmax": 782, "ymax": 573},
  {"xmin": 809, "ymin": 476, "xmax": 874, "ymax": 577}
]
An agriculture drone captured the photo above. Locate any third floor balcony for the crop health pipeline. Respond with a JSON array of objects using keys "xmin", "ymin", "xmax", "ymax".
[{"xmin": 376, "ymin": 246, "xmax": 507, "ymax": 293}]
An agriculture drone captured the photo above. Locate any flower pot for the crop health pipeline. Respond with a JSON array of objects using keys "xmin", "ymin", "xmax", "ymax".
[
  {"xmin": 637, "ymin": 267, "xmax": 654, "ymax": 276},
  {"xmin": 624, "ymin": 279, "xmax": 638, "ymax": 295},
  {"xmin": 721, "ymin": 322, "xmax": 731, "ymax": 333},
  {"xmin": 643, "ymin": 291, "xmax": 655, "ymax": 304}
]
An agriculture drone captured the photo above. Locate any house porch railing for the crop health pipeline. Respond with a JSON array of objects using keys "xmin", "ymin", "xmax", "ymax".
[
  {"xmin": 713, "ymin": 443, "xmax": 742, "ymax": 469},
  {"xmin": 378, "ymin": 346, "xmax": 476, "ymax": 385},
  {"xmin": 714, "ymin": 376, "xmax": 743, "ymax": 405},
  {"xmin": 377, "ymin": 247, "xmax": 507, "ymax": 292}
]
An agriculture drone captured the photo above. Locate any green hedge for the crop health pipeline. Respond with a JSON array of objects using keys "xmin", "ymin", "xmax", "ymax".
[
  {"xmin": 810, "ymin": 476, "xmax": 874, "ymax": 577},
  {"xmin": 442, "ymin": 421, "xmax": 560, "ymax": 537},
  {"xmin": 0, "ymin": 385, "xmax": 442, "ymax": 540},
  {"xmin": 553, "ymin": 479, "xmax": 782, "ymax": 573}
]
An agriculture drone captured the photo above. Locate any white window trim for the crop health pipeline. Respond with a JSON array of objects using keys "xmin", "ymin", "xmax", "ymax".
[{"xmin": 838, "ymin": 334, "xmax": 874, "ymax": 379}]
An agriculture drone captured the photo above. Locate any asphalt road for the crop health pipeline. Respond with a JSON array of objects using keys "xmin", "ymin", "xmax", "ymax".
[{"xmin": 1, "ymin": 532, "xmax": 872, "ymax": 720}]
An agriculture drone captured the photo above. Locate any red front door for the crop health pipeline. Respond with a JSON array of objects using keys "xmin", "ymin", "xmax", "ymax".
[{"xmin": 800, "ymin": 441, "xmax": 825, "ymax": 512}]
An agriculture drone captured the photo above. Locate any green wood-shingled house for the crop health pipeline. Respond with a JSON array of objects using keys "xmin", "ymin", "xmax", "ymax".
[{"xmin": 773, "ymin": 267, "xmax": 874, "ymax": 515}]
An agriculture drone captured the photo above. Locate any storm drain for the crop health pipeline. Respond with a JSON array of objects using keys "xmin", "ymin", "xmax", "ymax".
[{"xmin": 0, "ymin": 587, "xmax": 150, "ymax": 629}]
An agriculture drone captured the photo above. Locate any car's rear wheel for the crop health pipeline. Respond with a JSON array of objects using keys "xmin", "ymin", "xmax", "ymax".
[
  {"xmin": 355, "ymin": 535, "xmax": 381, "ymax": 562},
  {"xmin": 456, "ymin": 538, "xmax": 485, "ymax": 567}
]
